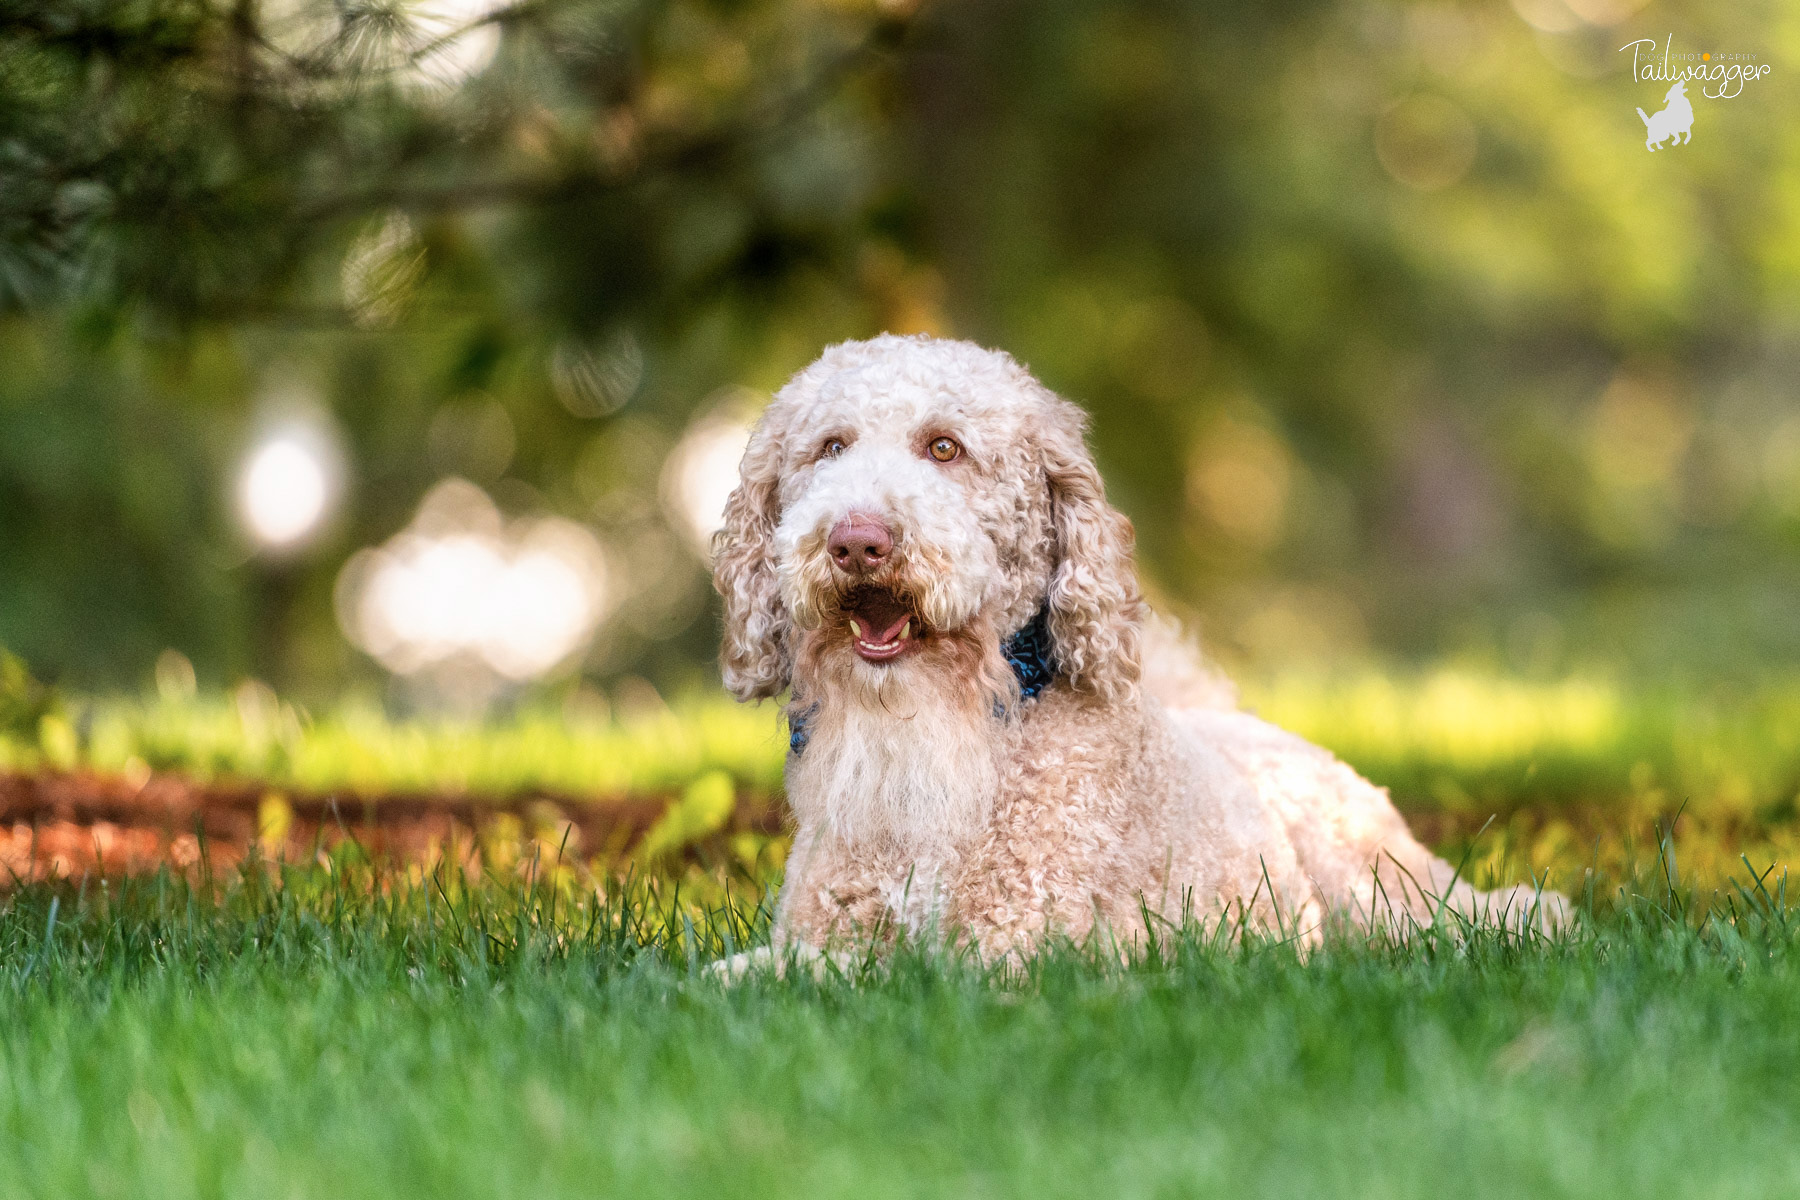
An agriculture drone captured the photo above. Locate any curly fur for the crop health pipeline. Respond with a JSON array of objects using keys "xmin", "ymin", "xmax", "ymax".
[{"xmin": 712, "ymin": 334, "xmax": 1566, "ymax": 960}]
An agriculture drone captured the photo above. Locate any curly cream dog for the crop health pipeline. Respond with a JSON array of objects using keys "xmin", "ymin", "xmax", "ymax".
[{"xmin": 714, "ymin": 334, "xmax": 1563, "ymax": 960}]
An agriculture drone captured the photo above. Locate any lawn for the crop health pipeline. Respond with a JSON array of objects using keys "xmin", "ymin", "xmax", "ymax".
[
  {"xmin": 6, "ymin": 667, "xmax": 1800, "ymax": 1198},
  {"xmin": 2, "ymin": 864, "xmax": 1799, "ymax": 1199}
]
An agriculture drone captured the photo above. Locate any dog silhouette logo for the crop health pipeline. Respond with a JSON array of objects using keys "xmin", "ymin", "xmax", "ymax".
[{"xmin": 1638, "ymin": 80, "xmax": 1694, "ymax": 150}]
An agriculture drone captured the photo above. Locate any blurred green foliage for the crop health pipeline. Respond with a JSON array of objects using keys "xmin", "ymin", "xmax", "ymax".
[
  {"xmin": 0, "ymin": 686, "xmax": 787, "ymax": 798},
  {"xmin": 0, "ymin": 0, "xmax": 1797, "ymax": 697},
  {"xmin": 5, "ymin": 669, "xmax": 1799, "ymax": 840},
  {"xmin": 0, "ymin": 648, "xmax": 56, "ymax": 740}
]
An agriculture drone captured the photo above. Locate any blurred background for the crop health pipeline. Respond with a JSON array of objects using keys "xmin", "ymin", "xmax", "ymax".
[{"xmin": 1, "ymin": 0, "xmax": 1795, "ymax": 713}]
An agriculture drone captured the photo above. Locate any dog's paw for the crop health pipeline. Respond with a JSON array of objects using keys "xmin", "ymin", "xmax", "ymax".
[
  {"xmin": 707, "ymin": 947, "xmax": 779, "ymax": 983},
  {"xmin": 707, "ymin": 943, "xmax": 859, "ymax": 984}
]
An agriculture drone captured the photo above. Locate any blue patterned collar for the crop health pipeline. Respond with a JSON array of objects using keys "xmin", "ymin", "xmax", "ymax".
[
  {"xmin": 999, "ymin": 605, "xmax": 1055, "ymax": 700},
  {"xmin": 788, "ymin": 604, "xmax": 1055, "ymax": 757}
]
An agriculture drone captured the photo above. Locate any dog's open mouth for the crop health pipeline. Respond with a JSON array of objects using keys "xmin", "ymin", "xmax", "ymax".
[{"xmin": 842, "ymin": 586, "xmax": 920, "ymax": 663}]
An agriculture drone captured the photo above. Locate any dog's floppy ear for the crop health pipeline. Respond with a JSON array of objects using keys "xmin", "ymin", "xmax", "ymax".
[
  {"xmin": 712, "ymin": 410, "xmax": 793, "ymax": 701},
  {"xmin": 1038, "ymin": 396, "xmax": 1144, "ymax": 702}
]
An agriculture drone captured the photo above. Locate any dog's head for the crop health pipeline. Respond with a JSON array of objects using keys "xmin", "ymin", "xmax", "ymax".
[
  {"xmin": 712, "ymin": 334, "xmax": 1143, "ymax": 708},
  {"xmin": 1666, "ymin": 80, "xmax": 1688, "ymax": 103}
]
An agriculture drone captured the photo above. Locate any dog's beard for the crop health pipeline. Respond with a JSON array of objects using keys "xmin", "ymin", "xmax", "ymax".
[{"xmin": 788, "ymin": 618, "xmax": 1012, "ymax": 856}]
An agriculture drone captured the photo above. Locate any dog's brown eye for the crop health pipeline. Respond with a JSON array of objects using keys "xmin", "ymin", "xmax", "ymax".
[
  {"xmin": 822, "ymin": 439, "xmax": 846, "ymax": 459},
  {"xmin": 928, "ymin": 437, "xmax": 961, "ymax": 463}
]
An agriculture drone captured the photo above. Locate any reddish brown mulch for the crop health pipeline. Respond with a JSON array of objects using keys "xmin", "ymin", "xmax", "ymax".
[
  {"xmin": 0, "ymin": 770, "xmax": 786, "ymax": 883},
  {"xmin": 11, "ymin": 770, "xmax": 1759, "ymax": 888}
]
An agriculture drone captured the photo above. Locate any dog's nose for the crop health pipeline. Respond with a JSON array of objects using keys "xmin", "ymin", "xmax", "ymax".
[{"xmin": 827, "ymin": 516, "xmax": 893, "ymax": 575}]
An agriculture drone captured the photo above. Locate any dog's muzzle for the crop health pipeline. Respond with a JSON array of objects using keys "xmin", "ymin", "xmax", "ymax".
[{"xmin": 820, "ymin": 515, "xmax": 922, "ymax": 663}]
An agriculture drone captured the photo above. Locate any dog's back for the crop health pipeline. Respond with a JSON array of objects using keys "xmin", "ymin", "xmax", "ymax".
[{"xmin": 1139, "ymin": 614, "xmax": 1239, "ymax": 712}]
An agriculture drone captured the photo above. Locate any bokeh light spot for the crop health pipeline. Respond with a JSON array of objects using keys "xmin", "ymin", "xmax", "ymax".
[
  {"xmin": 663, "ymin": 405, "xmax": 755, "ymax": 553},
  {"xmin": 336, "ymin": 480, "xmax": 611, "ymax": 685},
  {"xmin": 239, "ymin": 436, "xmax": 331, "ymax": 548},
  {"xmin": 1375, "ymin": 95, "xmax": 1478, "ymax": 192}
]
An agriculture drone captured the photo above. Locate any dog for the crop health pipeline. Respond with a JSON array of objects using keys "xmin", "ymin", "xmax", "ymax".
[
  {"xmin": 1638, "ymin": 80, "xmax": 1693, "ymax": 151},
  {"xmin": 712, "ymin": 335, "xmax": 1565, "ymax": 963}
]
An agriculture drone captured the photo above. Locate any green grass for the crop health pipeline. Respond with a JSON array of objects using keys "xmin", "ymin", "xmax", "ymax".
[
  {"xmin": 6, "ymin": 664, "xmax": 1800, "ymax": 1196},
  {"xmin": 3, "ymin": 862, "xmax": 1800, "ymax": 1199}
]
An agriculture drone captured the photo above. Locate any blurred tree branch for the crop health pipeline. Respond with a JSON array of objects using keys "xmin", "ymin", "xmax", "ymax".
[
  {"xmin": 0, "ymin": 0, "xmax": 908, "ymax": 323},
  {"xmin": 302, "ymin": 24, "xmax": 896, "ymax": 220}
]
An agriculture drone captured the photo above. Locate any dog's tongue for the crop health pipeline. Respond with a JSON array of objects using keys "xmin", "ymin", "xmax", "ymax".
[{"xmin": 849, "ymin": 590, "xmax": 912, "ymax": 644}]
